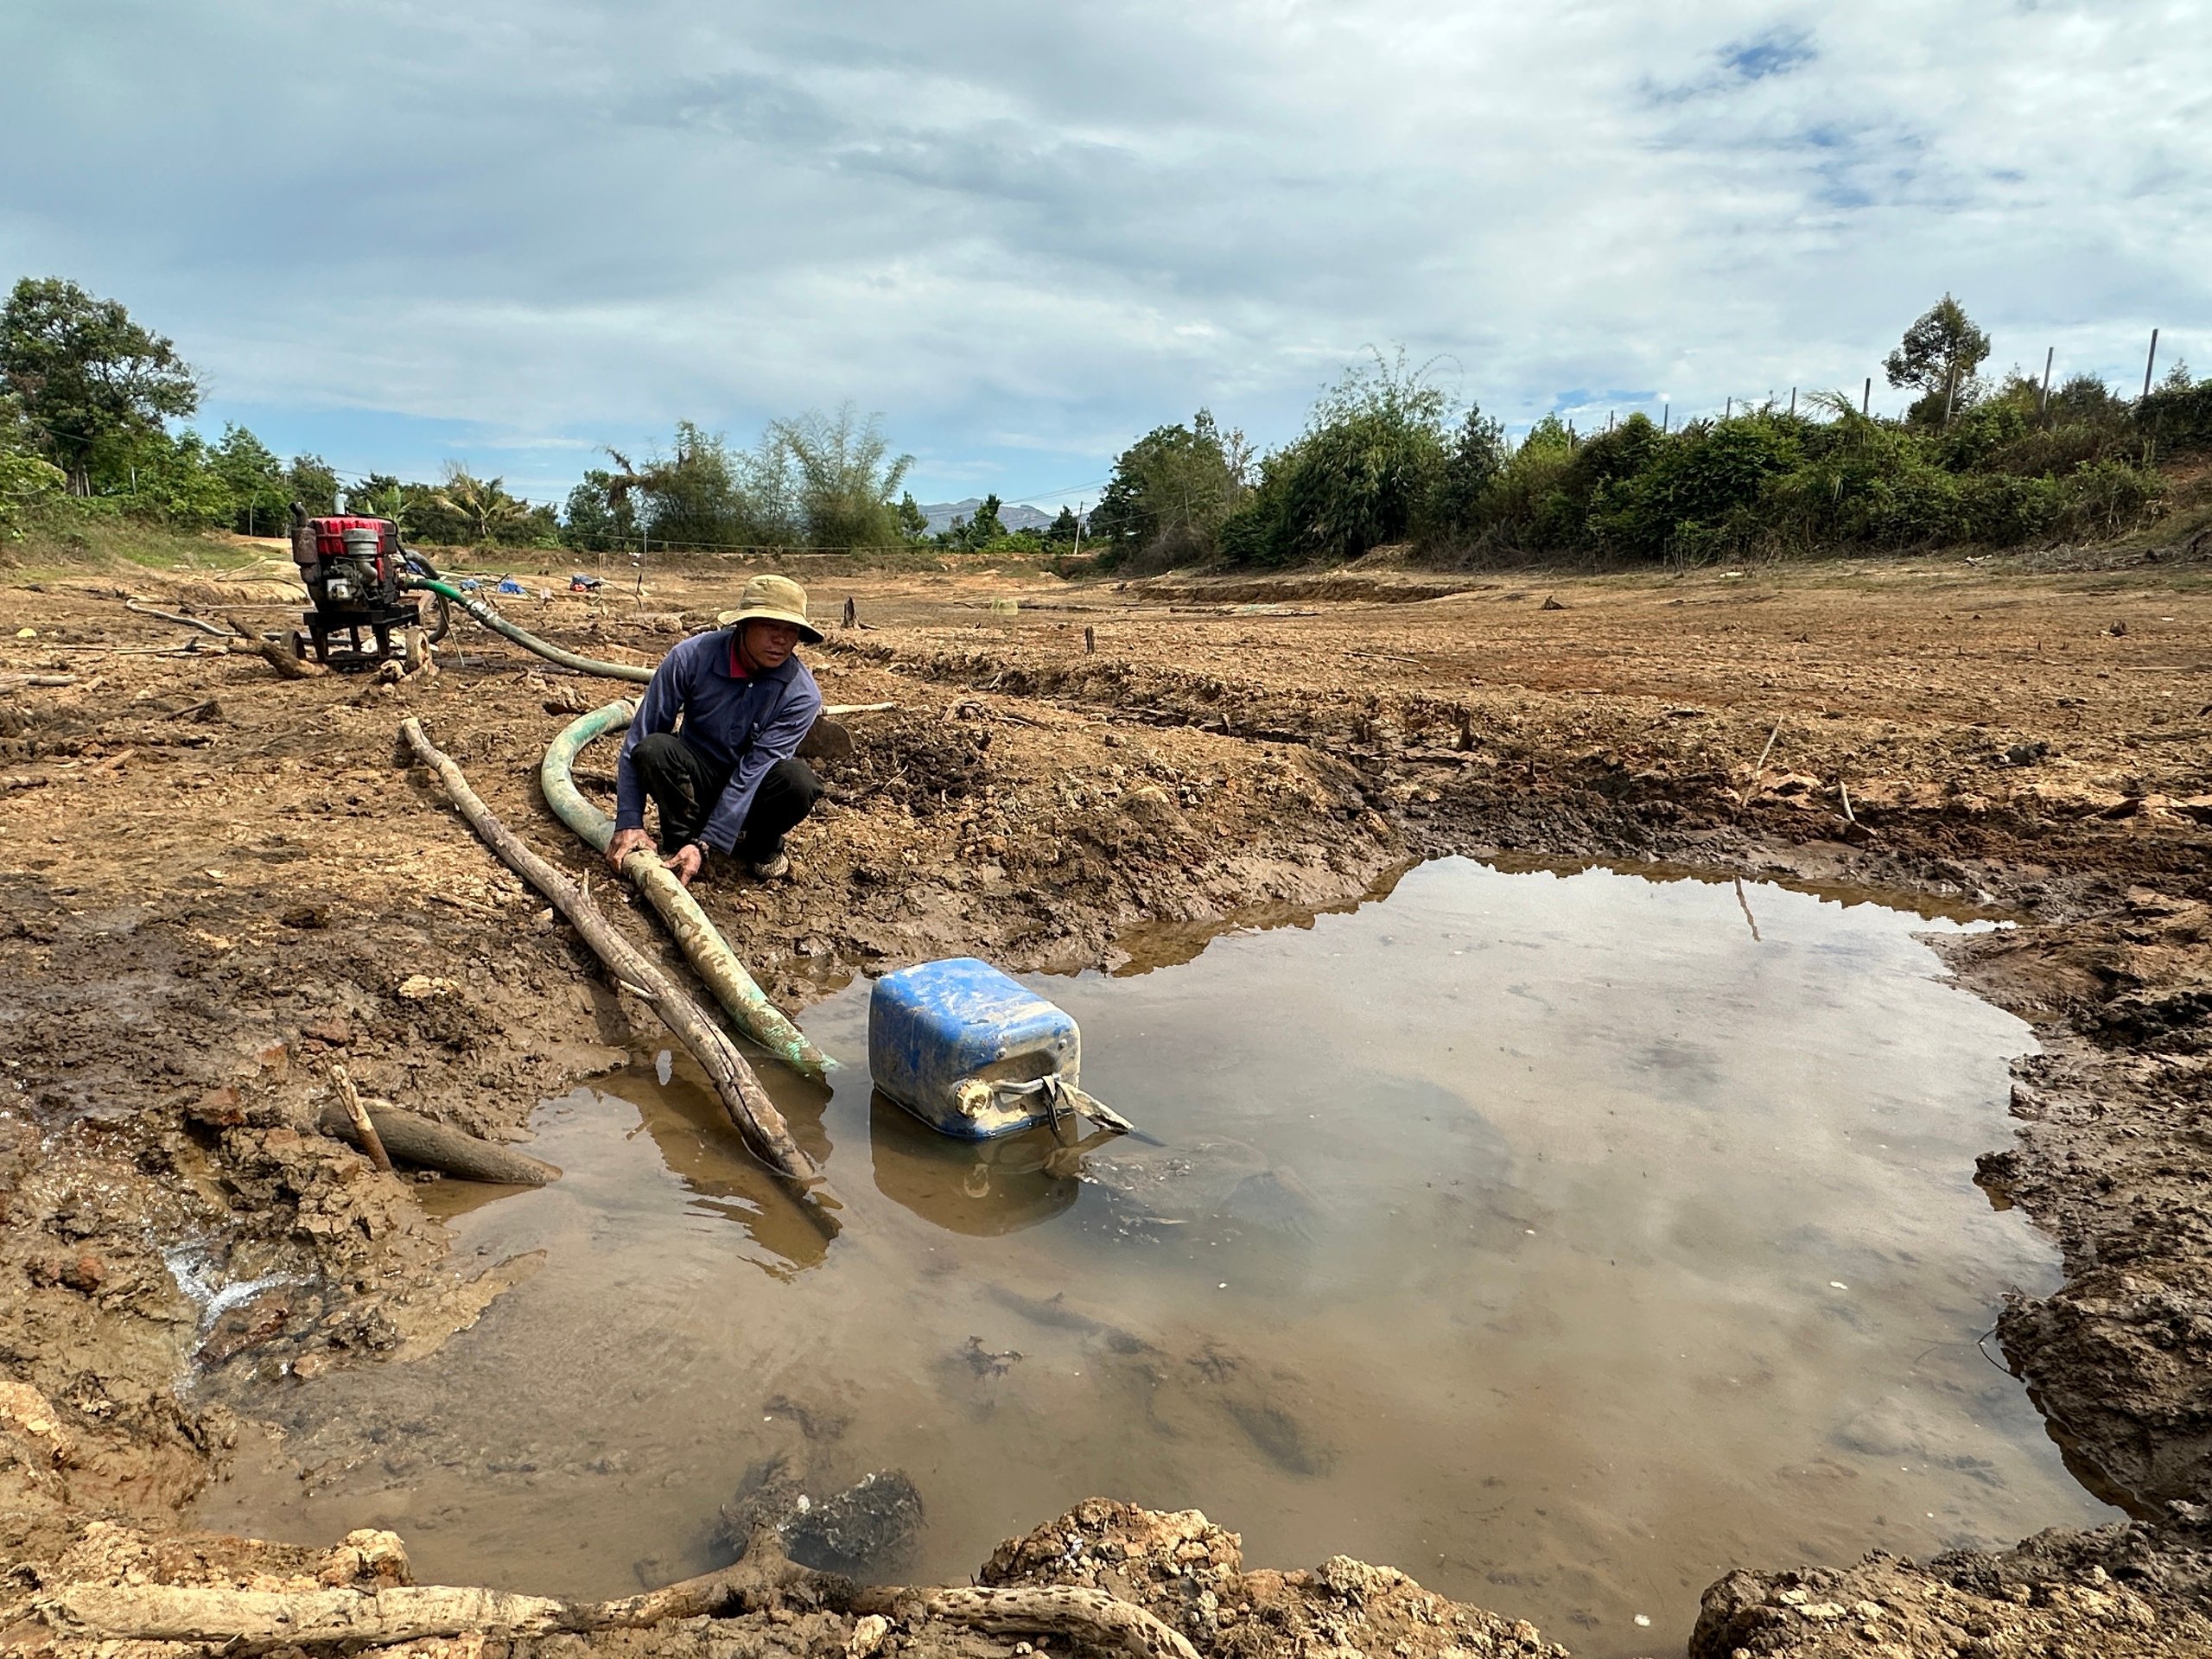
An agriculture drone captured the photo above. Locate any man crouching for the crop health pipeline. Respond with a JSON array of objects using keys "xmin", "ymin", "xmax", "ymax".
[{"xmin": 607, "ymin": 573, "xmax": 824, "ymax": 887}]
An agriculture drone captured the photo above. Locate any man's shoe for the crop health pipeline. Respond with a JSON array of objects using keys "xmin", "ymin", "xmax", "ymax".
[{"xmin": 750, "ymin": 852, "xmax": 790, "ymax": 881}]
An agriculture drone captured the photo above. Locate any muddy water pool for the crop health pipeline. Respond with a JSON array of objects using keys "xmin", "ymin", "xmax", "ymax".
[{"xmin": 198, "ymin": 858, "xmax": 2113, "ymax": 1654}]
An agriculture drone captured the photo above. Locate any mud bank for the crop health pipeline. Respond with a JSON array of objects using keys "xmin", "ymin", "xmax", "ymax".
[{"xmin": 3, "ymin": 551, "xmax": 2212, "ymax": 1655}]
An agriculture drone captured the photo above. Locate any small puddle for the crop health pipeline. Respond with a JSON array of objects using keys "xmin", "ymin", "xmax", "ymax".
[{"xmin": 196, "ymin": 858, "xmax": 2114, "ymax": 1654}]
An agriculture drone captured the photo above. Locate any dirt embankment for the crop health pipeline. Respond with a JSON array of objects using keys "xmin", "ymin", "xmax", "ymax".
[{"xmin": 3, "ymin": 548, "xmax": 2212, "ymax": 1656}]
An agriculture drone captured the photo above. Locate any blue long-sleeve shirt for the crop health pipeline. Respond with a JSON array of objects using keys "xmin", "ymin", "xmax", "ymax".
[{"xmin": 613, "ymin": 629, "xmax": 823, "ymax": 854}]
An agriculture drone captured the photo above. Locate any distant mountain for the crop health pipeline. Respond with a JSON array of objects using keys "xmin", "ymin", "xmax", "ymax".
[{"xmin": 918, "ymin": 498, "xmax": 1064, "ymax": 537}]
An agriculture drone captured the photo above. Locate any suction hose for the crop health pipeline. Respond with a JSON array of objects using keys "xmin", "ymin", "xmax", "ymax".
[
  {"xmin": 401, "ymin": 575, "xmax": 654, "ymax": 683},
  {"xmin": 541, "ymin": 700, "xmax": 833, "ymax": 1081}
]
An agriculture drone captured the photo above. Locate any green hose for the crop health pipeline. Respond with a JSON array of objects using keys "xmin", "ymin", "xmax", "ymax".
[
  {"xmin": 541, "ymin": 700, "xmax": 833, "ymax": 1081},
  {"xmin": 402, "ymin": 575, "xmax": 654, "ymax": 683}
]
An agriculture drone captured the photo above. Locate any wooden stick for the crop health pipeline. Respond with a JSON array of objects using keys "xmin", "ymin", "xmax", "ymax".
[
  {"xmin": 124, "ymin": 597, "xmax": 237, "ymax": 637},
  {"xmin": 1839, "ymin": 779, "xmax": 1858, "ymax": 824},
  {"xmin": 32, "ymin": 642, "xmax": 207, "ymax": 657},
  {"xmin": 327, "ymin": 1065, "xmax": 392, "ymax": 1173},
  {"xmin": 398, "ymin": 717, "xmax": 828, "ymax": 1200},
  {"xmin": 1738, "ymin": 721, "xmax": 1783, "ymax": 805}
]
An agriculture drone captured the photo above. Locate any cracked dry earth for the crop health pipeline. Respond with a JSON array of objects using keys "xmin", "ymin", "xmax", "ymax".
[{"xmin": 3, "ymin": 543, "xmax": 2212, "ymax": 1656}]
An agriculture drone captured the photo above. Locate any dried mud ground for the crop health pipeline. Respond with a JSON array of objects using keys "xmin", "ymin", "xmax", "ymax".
[{"xmin": 3, "ymin": 543, "xmax": 2212, "ymax": 1656}]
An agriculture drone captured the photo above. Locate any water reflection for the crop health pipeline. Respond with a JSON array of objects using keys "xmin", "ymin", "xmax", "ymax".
[
  {"xmin": 867, "ymin": 1093, "xmax": 1082, "ymax": 1236},
  {"xmin": 615, "ymin": 1065, "xmax": 840, "ymax": 1277}
]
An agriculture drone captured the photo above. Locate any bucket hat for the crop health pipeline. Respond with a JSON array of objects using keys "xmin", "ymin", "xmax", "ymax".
[{"xmin": 717, "ymin": 573, "xmax": 823, "ymax": 644}]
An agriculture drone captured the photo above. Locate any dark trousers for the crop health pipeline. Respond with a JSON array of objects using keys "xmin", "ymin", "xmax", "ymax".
[{"xmin": 631, "ymin": 732, "xmax": 822, "ymax": 861}]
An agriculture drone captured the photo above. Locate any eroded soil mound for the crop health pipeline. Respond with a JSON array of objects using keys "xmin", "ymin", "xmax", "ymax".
[{"xmin": 1694, "ymin": 1507, "xmax": 2212, "ymax": 1656}]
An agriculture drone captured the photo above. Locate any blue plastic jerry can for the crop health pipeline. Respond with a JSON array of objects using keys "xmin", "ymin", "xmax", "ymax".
[{"xmin": 868, "ymin": 958, "xmax": 1081, "ymax": 1139}]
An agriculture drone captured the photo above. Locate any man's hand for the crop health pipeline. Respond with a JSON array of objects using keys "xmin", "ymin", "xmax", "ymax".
[
  {"xmin": 664, "ymin": 842, "xmax": 705, "ymax": 888},
  {"xmin": 607, "ymin": 827, "xmax": 654, "ymax": 869}
]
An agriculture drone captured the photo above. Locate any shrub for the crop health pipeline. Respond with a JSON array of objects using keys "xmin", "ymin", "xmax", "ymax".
[
  {"xmin": 2054, "ymin": 459, "xmax": 2165, "ymax": 540},
  {"xmin": 1588, "ymin": 414, "xmax": 1802, "ymax": 561},
  {"xmin": 2139, "ymin": 379, "xmax": 2212, "ymax": 454},
  {"xmin": 1982, "ymin": 423, "xmax": 2124, "ymax": 478},
  {"xmin": 1955, "ymin": 472, "xmax": 2062, "ymax": 545},
  {"xmin": 0, "ymin": 448, "xmax": 66, "ymax": 540},
  {"xmin": 1473, "ymin": 416, "xmax": 1579, "ymax": 552}
]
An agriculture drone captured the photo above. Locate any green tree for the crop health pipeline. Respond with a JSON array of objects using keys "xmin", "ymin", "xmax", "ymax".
[
  {"xmin": 0, "ymin": 277, "xmax": 200, "ymax": 494},
  {"xmin": 965, "ymin": 493, "xmax": 1007, "ymax": 545},
  {"xmin": 561, "ymin": 468, "xmax": 637, "ymax": 551},
  {"xmin": 285, "ymin": 454, "xmax": 340, "ymax": 518},
  {"xmin": 1047, "ymin": 505, "xmax": 1081, "ymax": 543},
  {"xmin": 106, "ymin": 427, "xmax": 233, "ymax": 526},
  {"xmin": 896, "ymin": 491, "xmax": 930, "ymax": 541},
  {"xmin": 344, "ymin": 473, "xmax": 397, "ymax": 513},
  {"xmin": 768, "ymin": 404, "xmax": 912, "ymax": 548},
  {"xmin": 1091, "ymin": 410, "xmax": 1240, "ymax": 564},
  {"xmin": 1421, "ymin": 402, "xmax": 1507, "ymax": 541},
  {"xmin": 213, "ymin": 423, "xmax": 290, "ymax": 536},
  {"xmin": 430, "ymin": 465, "xmax": 533, "ymax": 545},
  {"xmin": 1274, "ymin": 352, "xmax": 1452, "ymax": 562},
  {"xmin": 624, "ymin": 423, "xmax": 798, "ymax": 549},
  {"xmin": 1884, "ymin": 295, "xmax": 1992, "ymax": 423}
]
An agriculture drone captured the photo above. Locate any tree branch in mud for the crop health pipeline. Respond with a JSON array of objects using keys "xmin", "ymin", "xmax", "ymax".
[
  {"xmin": 226, "ymin": 610, "xmax": 324, "ymax": 679},
  {"xmin": 34, "ymin": 1528, "xmax": 1200, "ymax": 1659},
  {"xmin": 316, "ymin": 1094, "xmax": 560, "ymax": 1186},
  {"xmin": 397, "ymin": 716, "xmax": 832, "ymax": 1212}
]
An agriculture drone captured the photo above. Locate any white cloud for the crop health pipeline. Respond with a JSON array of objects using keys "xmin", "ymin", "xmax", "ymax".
[{"xmin": 3, "ymin": 0, "xmax": 2205, "ymax": 498}]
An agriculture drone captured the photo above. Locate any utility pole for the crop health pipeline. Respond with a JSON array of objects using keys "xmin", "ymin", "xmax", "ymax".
[
  {"xmin": 1662, "ymin": 402, "xmax": 1669, "ymax": 432},
  {"xmin": 1071, "ymin": 501, "xmax": 1084, "ymax": 560},
  {"xmin": 1789, "ymin": 387, "xmax": 1796, "ymax": 417},
  {"xmin": 1942, "ymin": 355, "xmax": 1960, "ymax": 429},
  {"xmin": 1862, "ymin": 377, "xmax": 1872, "ymax": 416},
  {"xmin": 2039, "ymin": 346, "xmax": 2055, "ymax": 421},
  {"xmin": 2143, "ymin": 327, "xmax": 2161, "ymax": 399}
]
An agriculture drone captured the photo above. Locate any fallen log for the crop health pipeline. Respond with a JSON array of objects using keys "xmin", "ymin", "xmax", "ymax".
[
  {"xmin": 226, "ymin": 612, "xmax": 324, "ymax": 679},
  {"xmin": 398, "ymin": 716, "xmax": 829, "ymax": 1203},
  {"xmin": 34, "ymin": 1528, "xmax": 1198, "ymax": 1659},
  {"xmin": 316, "ymin": 1097, "xmax": 558, "ymax": 1186},
  {"xmin": 37, "ymin": 1581, "xmax": 575, "ymax": 1651}
]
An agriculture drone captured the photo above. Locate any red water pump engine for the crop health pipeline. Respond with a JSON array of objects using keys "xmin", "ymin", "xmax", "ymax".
[{"xmin": 289, "ymin": 508, "xmax": 443, "ymax": 667}]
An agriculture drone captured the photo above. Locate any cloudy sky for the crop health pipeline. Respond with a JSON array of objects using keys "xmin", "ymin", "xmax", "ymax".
[{"xmin": 4, "ymin": 1, "xmax": 2205, "ymax": 511}]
